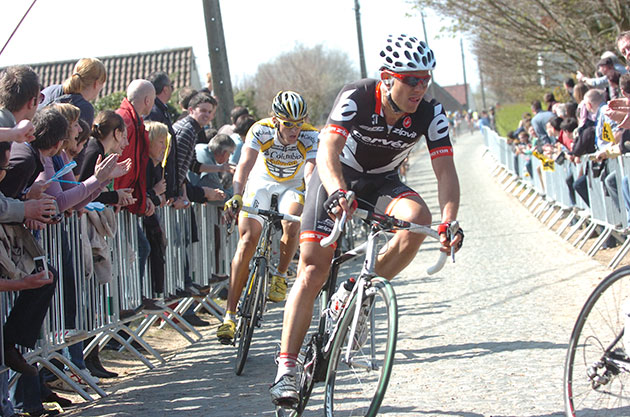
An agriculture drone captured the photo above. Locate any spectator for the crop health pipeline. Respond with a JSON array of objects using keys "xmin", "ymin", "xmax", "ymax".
[
  {"xmin": 172, "ymin": 93, "xmax": 224, "ymax": 204},
  {"xmin": 39, "ymin": 58, "xmax": 107, "ymax": 126},
  {"xmin": 190, "ymin": 133, "xmax": 235, "ymax": 197},
  {"xmin": 217, "ymin": 106, "xmax": 250, "ymax": 136},
  {"xmin": 141, "ymin": 121, "xmax": 169, "ymax": 308},
  {"xmin": 530, "ymin": 100, "xmax": 555, "ymax": 144},
  {"xmin": 230, "ymin": 114, "xmax": 256, "ymax": 166},
  {"xmin": 176, "ymin": 87, "xmax": 197, "ymax": 121},
  {"xmin": 544, "ymin": 92, "xmax": 558, "ymax": 112},
  {"xmin": 478, "ymin": 110, "xmax": 491, "ymax": 131},
  {"xmin": 114, "ymin": 79, "xmax": 156, "ymax": 216},
  {"xmin": 618, "ymin": 31, "xmax": 630, "ymax": 65},
  {"xmin": 564, "ymin": 77, "xmax": 576, "ymax": 101},
  {"xmin": 577, "ymin": 51, "xmax": 628, "ymax": 89},
  {"xmin": 146, "ymin": 71, "xmax": 179, "ymax": 201},
  {"xmin": 79, "ymin": 110, "xmax": 135, "ymax": 208},
  {"xmin": 0, "ymin": 141, "xmax": 70, "ymax": 416},
  {"xmin": 559, "ymin": 117, "xmax": 578, "ymax": 153},
  {"xmin": 584, "ymin": 89, "xmax": 617, "ymax": 150},
  {"xmin": 574, "ymin": 82, "xmax": 595, "ymax": 135},
  {"xmin": 569, "ymin": 126, "xmax": 597, "ymax": 206}
]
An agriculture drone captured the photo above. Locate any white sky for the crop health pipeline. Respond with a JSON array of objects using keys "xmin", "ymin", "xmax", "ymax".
[{"xmin": 0, "ymin": 0, "xmax": 478, "ymax": 89}]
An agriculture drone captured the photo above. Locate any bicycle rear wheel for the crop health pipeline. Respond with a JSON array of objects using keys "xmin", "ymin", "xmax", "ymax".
[
  {"xmin": 324, "ymin": 277, "xmax": 397, "ymax": 417},
  {"xmin": 235, "ymin": 257, "xmax": 267, "ymax": 375},
  {"xmin": 565, "ymin": 265, "xmax": 630, "ymax": 416}
]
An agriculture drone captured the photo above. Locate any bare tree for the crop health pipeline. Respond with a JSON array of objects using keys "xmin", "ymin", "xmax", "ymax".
[
  {"xmin": 239, "ymin": 44, "xmax": 358, "ymax": 127},
  {"xmin": 414, "ymin": 0, "xmax": 630, "ymax": 100}
]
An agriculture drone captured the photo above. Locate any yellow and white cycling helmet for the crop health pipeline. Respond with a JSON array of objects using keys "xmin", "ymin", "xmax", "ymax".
[{"xmin": 272, "ymin": 91, "xmax": 308, "ymax": 121}]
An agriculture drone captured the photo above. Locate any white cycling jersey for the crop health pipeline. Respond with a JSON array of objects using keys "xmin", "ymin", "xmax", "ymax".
[{"xmin": 245, "ymin": 117, "xmax": 318, "ymax": 187}]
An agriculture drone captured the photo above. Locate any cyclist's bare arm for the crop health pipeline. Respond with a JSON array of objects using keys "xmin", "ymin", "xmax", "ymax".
[
  {"xmin": 431, "ymin": 155, "xmax": 462, "ymax": 251},
  {"xmin": 231, "ymin": 146, "xmax": 259, "ymax": 196},
  {"xmin": 316, "ymin": 130, "xmax": 351, "ymax": 217},
  {"xmin": 304, "ymin": 159, "xmax": 316, "ymax": 186}
]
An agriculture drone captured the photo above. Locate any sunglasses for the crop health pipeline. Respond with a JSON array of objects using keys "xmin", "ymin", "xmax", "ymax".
[
  {"xmin": 278, "ymin": 119, "xmax": 304, "ymax": 129},
  {"xmin": 385, "ymin": 70, "xmax": 432, "ymax": 88}
]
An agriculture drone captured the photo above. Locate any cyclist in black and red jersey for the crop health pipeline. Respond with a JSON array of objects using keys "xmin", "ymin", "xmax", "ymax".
[{"xmin": 270, "ymin": 33, "xmax": 464, "ymax": 405}]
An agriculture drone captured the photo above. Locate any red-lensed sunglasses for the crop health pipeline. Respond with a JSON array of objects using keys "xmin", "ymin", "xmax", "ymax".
[{"xmin": 385, "ymin": 70, "xmax": 431, "ymax": 88}]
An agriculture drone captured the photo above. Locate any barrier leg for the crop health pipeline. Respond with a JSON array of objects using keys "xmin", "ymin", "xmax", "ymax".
[
  {"xmin": 575, "ymin": 222, "xmax": 598, "ymax": 249},
  {"xmin": 108, "ymin": 329, "xmax": 155, "ymax": 369},
  {"xmin": 586, "ymin": 227, "xmax": 611, "ymax": 256},
  {"xmin": 34, "ymin": 355, "xmax": 93, "ymax": 401},
  {"xmin": 609, "ymin": 236, "xmax": 630, "ymax": 269}
]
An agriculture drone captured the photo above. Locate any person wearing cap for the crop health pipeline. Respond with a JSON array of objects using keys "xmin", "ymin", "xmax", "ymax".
[
  {"xmin": 217, "ymin": 91, "xmax": 318, "ymax": 344},
  {"xmin": 269, "ymin": 33, "xmax": 463, "ymax": 406}
]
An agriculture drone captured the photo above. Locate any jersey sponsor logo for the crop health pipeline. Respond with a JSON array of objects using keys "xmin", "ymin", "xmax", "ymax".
[
  {"xmin": 359, "ymin": 124, "xmax": 386, "ymax": 132},
  {"xmin": 351, "ymin": 130, "xmax": 415, "ymax": 149},
  {"xmin": 428, "ymin": 103, "xmax": 449, "ymax": 141},
  {"xmin": 403, "ymin": 116, "xmax": 412, "ymax": 128},
  {"xmin": 329, "ymin": 89, "xmax": 357, "ymax": 122},
  {"xmin": 372, "ymin": 114, "xmax": 379, "ymax": 125},
  {"xmin": 324, "ymin": 124, "xmax": 349, "ymax": 138},
  {"xmin": 391, "ymin": 127, "xmax": 418, "ymax": 139},
  {"xmin": 268, "ymin": 149, "xmax": 303, "ymax": 162},
  {"xmin": 429, "ymin": 146, "xmax": 453, "ymax": 159}
]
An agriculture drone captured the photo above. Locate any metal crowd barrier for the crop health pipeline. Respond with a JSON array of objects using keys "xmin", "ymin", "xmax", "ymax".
[
  {"xmin": 482, "ymin": 126, "xmax": 630, "ymax": 268},
  {"xmin": 5, "ymin": 201, "xmax": 236, "ymax": 401}
]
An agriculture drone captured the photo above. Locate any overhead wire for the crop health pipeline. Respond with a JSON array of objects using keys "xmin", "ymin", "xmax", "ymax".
[{"xmin": 0, "ymin": 0, "xmax": 38, "ymax": 58}]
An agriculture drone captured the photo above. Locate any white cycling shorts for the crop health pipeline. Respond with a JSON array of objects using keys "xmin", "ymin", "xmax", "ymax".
[{"xmin": 240, "ymin": 179, "xmax": 304, "ymax": 227}]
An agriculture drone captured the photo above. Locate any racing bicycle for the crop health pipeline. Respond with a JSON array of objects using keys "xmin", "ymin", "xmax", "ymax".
[
  {"xmin": 277, "ymin": 195, "xmax": 458, "ymax": 416},
  {"xmin": 230, "ymin": 202, "xmax": 301, "ymax": 376}
]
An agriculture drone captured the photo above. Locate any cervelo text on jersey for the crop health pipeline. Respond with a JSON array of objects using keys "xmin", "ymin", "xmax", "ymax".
[
  {"xmin": 245, "ymin": 118, "xmax": 318, "ymax": 183},
  {"xmin": 323, "ymin": 79, "xmax": 452, "ymax": 174}
]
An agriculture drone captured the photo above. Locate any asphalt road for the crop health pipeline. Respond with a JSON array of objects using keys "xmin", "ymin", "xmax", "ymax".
[{"xmin": 66, "ymin": 130, "xmax": 612, "ymax": 417}]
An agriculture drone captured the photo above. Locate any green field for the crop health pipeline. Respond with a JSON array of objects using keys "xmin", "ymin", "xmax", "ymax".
[{"xmin": 495, "ymin": 102, "xmax": 530, "ymax": 137}]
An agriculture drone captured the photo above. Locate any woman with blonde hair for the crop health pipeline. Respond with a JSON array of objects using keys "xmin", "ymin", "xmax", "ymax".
[{"xmin": 40, "ymin": 58, "xmax": 107, "ymax": 125}]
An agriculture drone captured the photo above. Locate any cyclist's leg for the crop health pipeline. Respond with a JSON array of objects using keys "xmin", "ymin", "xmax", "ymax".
[
  {"xmin": 372, "ymin": 176, "xmax": 432, "ymax": 279},
  {"xmin": 276, "ymin": 187, "xmax": 304, "ymax": 276},
  {"xmin": 225, "ymin": 217, "xmax": 263, "ymax": 313},
  {"xmin": 227, "ymin": 184, "xmax": 272, "ymax": 312}
]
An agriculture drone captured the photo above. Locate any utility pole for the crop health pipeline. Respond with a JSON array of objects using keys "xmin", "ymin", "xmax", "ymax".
[
  {"xmin": 202, "ymin": 0, "xmax": 233, "ymax": 128},
  {"xmin": 354, "ymin": 0, "xmax": 367, "ymax": 78},
  {"xmin": 478, "ymin": 59, "xmax": 487, "ymax": 111},
  {"xmin": 460, "ymin": 38, "xmax": 469, "ymax": 111},
  {"xmin": 420, "ymin": 11, "xmax": 435, "ymax": 99}
]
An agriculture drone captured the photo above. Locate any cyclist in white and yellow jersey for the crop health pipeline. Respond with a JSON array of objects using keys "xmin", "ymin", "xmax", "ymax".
[{"xmin": 217, "ymin": 91, "xmax": 318, "ymax": 343}]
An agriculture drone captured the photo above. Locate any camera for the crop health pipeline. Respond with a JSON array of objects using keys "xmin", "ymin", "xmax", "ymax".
[{"xmin": 33, "ymin": 255, "xmax": 48, "ymax": 276}]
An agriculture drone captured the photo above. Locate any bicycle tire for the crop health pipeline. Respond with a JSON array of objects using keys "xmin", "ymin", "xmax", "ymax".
[
  {"xmin": 324, "ymin": 277, "xmax": 398, "ymax": 417},
  {"xmin": 564, "ymin": 265, "xmax": 630, "ymax": 416},
  {"xmin": 235, "ymin": 257, "xmax": 267, "ymax": 375}
]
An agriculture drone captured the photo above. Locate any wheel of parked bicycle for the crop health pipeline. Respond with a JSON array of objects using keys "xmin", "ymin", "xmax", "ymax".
[
  {"xmin": 324, "ymin": 277, "xmax": 398, "ymax": 417},
  {"xmin": 564, "ymin": 265, "xmax": 630, "ymax": 416},
  {"xmin": 235, "ymin": 256, "xmax": 267, "ymax": 375}
]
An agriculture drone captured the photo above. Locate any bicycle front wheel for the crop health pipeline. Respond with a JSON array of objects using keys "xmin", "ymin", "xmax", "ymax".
[
  {"xmin": 565, "ymin": 265, "xmax": 630, "ymax": 416},
  {"xmin": 235, "ymin": 257, "xmax": 267, "ymax": 375},
  {"xmin": 324, "ymin": 277, "xmax": 398, "ymax": 417}
]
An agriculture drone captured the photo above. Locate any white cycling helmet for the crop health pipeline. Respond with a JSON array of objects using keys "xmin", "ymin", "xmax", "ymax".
[
  {"xmin": 380, "ymin": 34, "xmax": 436, "ymax": 72},
  {"xmin": 272, "ymin": 91, "xmax": 308, "ymax": 121}
]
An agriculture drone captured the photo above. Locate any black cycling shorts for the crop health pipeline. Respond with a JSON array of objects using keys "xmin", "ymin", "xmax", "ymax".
[{"xmin": 300, "ymin": 164, "xmax": 419, "ymax": 246}]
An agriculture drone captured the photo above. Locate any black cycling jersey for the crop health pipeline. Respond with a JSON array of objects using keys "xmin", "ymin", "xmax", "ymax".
[{"xmin": 322, "ymin": 78, "xmax": 453, "ymax": 173}]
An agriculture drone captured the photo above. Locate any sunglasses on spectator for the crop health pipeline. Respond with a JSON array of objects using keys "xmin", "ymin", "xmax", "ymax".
[
  {"xmin": 278, "ymin": 119, "xmax": 304, "ymax": 129},
  {"xmin": 385, "ymin": 70, "xmax": 431, "ymax": 88}
]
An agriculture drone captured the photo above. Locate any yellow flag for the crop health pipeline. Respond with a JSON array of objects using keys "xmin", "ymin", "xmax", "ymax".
[
  {"xmin": 602, "ymin": 122, "xmax": 614, "ymax": 143},
  {"xmin": 162, "ymin": 133, "xmax": 171, "ymax": 169},
  {"xmin": 532, "ymin": 150, "xmax": 555, "ymax": 171}
]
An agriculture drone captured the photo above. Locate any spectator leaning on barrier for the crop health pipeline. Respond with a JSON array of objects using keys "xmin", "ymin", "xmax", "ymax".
[
  {"xmin": 191, "ymin": 133, "xmax": 235, "ymax": 199},
  {"xmin": 0, "ymin": 66, "xmax": 59, "ymax": 226},
  {"xmin": 531, "ymin": 100, "xmax": 555, "ymax": 145},
  {"xmin": 146, "ymin": 71, "xmax": 179, "ymax": 201},
  {"xmin": 114, "ymin": 79, "xmax": 156, "ymax": 216},
  {"xmin": 141, "ymin": 121, "xmax": 169, "ymax": 308}
]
